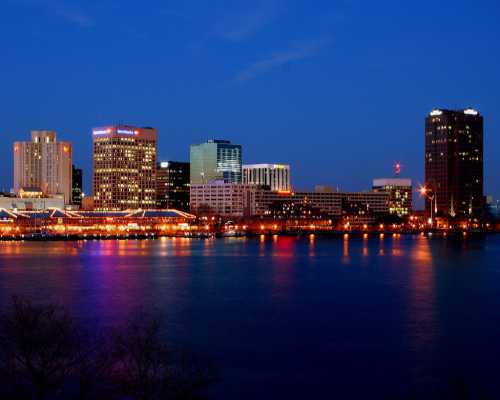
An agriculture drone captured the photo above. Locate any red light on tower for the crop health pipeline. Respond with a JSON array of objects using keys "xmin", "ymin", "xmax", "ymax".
[{"xmin": 394, "ymin": 162, "xmax": 402, "ymax": 176}]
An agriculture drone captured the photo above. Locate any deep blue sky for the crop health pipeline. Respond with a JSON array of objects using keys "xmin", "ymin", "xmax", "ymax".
[{"xmin": 1, "ymin": 0, "xmax": 499, "ymax": 202}]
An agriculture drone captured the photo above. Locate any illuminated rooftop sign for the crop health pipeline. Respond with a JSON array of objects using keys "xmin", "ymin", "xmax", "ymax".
[
  {"xmin": 93, "ymin": 129, "xmax": 112, "ymax": 135},
  {"xmin": 117, "ymin": 129, "xmax": 139, "ymax": 135},
  {"xmin": 464, "ymin": 108, "xmax": 479, "ymax": 116},
  {"xmin": 430, "ymin": 110, "xmax": 443, "ymax": 116},
  {"xmin": 93, "ymin": 128, "xmax": 140, "ymax": 136},
  {"xmin": 160, "ymin": 162, "xmax": 169, "ymax": 168}
]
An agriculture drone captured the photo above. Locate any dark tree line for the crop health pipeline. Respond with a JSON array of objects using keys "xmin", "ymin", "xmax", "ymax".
[{"xmin": 0, "ymin": 297, "xmax": 216, "ymax": 400}]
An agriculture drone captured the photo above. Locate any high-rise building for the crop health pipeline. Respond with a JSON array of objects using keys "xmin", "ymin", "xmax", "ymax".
[
  {"xmin": 92, "ymin": 125, "xmax": 157, "ymax": 210},
  {"xmin": 425, "ymin": 108, "xmax": 483, "ymax": 218},
  {"xmin": 372, "ymin": 178, "xmax": 412, "ymax": 217},
  {"xmin": 13, "ymin": 130, "xmax": 73, "ymax": 204},
  {"xmin": 156, "ymin": 161, "xmax": 190, "ymax": 211},
  {"xmin": 243, "ymin": 164, "xmax": 291, "ymax": 191},
  {"xmin": 190, "ymin": 140, "xmax": 242, "ymax": 184},
  {"xmin": 72, "ymin": 165, "xmax": 83, "ymax": 206}
]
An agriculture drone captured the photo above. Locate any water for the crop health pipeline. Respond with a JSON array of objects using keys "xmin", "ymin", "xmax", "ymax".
[{"xmin": 1, "ymin": 235, "xmax": 500, "ymax": 399}]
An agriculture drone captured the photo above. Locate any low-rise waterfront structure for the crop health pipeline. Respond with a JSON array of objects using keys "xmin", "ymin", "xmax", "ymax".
[
  {"xmin": 0, "ymin": 208, "xmax": 196, "ymax": 238},
  {"xmin": 190, "ymin": 182, "xmax": 260, "ymax": 217},
  {"xmin": 191, "ymin": 183, "xmax": 389, "ymax": 222},
  {"xmin": 0, "ymin": 195, "xmax": 65, "ymax": 210}
]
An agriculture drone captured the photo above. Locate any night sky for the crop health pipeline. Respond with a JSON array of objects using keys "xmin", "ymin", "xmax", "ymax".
[{"xmin": 1, "ymin": 0, "xmax": 499, "ymax": 204}]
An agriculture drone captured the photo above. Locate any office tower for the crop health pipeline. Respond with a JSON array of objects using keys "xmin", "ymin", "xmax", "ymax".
[
  {"xmin": 92, "ymin": 125, "xmax": 157, "ymax": 210},
  {"xmin": 243, "ymin": 164, "xmax": 291, "ymax": 191},
  {"xmin": 13, "ymin": 130, "xmax": 73, "ymax": 204},
  {"xmin": 72, "ymin": 165, "xmax": 83, "ymax": 206},
  {"xmin": 372, "ymin": 178, "xmax": 412, "ymax": 217},
  {"xmin": 190, "ymin": 140, "xmax": 242, "ymax": 184},
  {"xmin": 156, "ymin": 161, "xmax": 190, "ymax": 211},
  {"xmin": 425, "ymin": 108, "xmax": 483, "ymax": 218}
]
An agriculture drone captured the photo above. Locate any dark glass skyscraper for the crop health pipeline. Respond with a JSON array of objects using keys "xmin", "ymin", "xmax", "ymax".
[
  {"xmin": 156, "ymin": 161, "xmax": 190, "ymax": 211},
  {"xmin": 72, "ymin": 165, "xmax": 82, "ymax": 206},
  {"xmin": 425, "ymin": 108, "xmax": 483, "ymax": 219},
  {"xmin": 190, "ymin": 140, "xmax": 242, "ymax": 184}
]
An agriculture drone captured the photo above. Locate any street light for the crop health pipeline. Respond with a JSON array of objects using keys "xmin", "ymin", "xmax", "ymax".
[{"xmin": 419, "ymin": 186, "xmax": 437, "ymax": 227}]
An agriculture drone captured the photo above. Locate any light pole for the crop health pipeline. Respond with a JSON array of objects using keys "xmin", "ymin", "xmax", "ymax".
[{"xmin": 420, "ymin": 186, "xmax": 436, "ymax": 227}]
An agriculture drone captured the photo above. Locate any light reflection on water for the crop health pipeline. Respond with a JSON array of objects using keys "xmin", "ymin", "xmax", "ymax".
[
  {"xmin": 407, "ymin": 237, "xmax": 438, "ymax": 388},
  {"xmin": 0, "ymin": 235, "xmax": 499, "ymax": 399}
]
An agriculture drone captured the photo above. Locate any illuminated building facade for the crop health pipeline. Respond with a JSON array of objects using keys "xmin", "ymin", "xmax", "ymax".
[
  {"xmin": 340, "ymin": 192, "xmax": 390, "ymax": 224},
  {"xmin": 243, "ymin": 164, "xmax": 291, "ymax": 191},
  {"xmin": 190, "ymin": 183, "xmax": 389, "ymax": 221},
  {"xmin": 0, "ymin": 209, "xmax": 195, "ymax": 236},
  {"xmin": 13, "ymin": 130, "xmax": 73, "ymax": 204},
  {"xmin": 92, "ymin": 125, "xmax": 157, "ymax": 210},
  {"xmin": 156, "ymin": 161, "xmax": 190, "ymax": 211},
  {"xmin": 72, "ymin": 165, "xmax": 83, "ymax": 206},
  {"xmin": 190, "ymin": 140, "xmax": 242, "ymax": 184},
  {"xmin": 372, "ymin": 178, "xmax": 412, "ymax": 216},
  {"xmin": 190, "ymin": 182, "xmax": 259, "ymax": 217},
  {"xmin": 425, "ymin": 109, "xmax": 483, "ymax": 218},
  {"xmin": 0, "ymin": 195, "xmax": 65, "ymax": 210}
]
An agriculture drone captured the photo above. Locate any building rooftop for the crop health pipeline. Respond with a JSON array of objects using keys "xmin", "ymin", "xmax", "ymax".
[
  {"xmin": 373, "ymin": 178, "xmax": 412, "ymax": 187},
  {"xmin": 243, "ymin": 164, "xmax": 290, "ymax": 169},
  {"xmin": 0, "ymin": 209, "xmax": 195, "ymax": 220},
  {"xmin": 429, "ymin": 108, "xmax": 480, "ymax": 117}
]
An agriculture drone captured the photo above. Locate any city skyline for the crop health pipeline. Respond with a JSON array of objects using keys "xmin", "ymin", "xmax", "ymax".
[
  {"xmin": 1, "ymin": 3, "xmax": 500, "ymax": 399},
  {"xmin": 1, "ymin": 1, "xmax": 499, "ymax": 200},
  {"xmin": 3, "ymin": 107, "xmax": 492, "ymax": 208}
]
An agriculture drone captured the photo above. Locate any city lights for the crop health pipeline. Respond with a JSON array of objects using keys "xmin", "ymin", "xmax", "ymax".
[{"xmin": 3, "ymin": 105, "xmax": 494, "ymax": 241}]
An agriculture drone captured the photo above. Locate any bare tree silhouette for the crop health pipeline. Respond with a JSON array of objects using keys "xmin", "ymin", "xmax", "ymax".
[
  {"xmin": 0, "ymin": 296, "xmax": 82, "ymax": 399},
  {"xmin": 109, "ymin": 312, "xmax": 216, "ymax": 400},
  {"xmin": 0, "ymin": 297, "xmax": 216, "ymax": 400}
]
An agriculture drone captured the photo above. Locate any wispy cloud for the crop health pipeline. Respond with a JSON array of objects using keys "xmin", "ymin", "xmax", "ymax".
[{"xmin": 235, "ymin": 38, "xmax": 331, "ymax": 82}]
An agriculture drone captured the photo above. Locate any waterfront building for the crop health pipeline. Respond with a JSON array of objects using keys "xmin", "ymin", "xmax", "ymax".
[
  {"xmin": 0, "ymin": 194, "xmax": 65, "ymax": 210},
  {"xmin": 425, "ymin": 108, "xmax": 483, "ymax": 218},
  {"xmin": 72, "ymin": 165, "xmax": 83, "ymax": 206},
  {"xmin": 190, "ymin": 140, "xmax": 242, "ymax": 184},
  {"xmin": 92, "ymin": 125, "xmax": 157, "ymax": 211},
  {"xmin": 372, "ymin": 178, "xmax": 412, "ymax": 217},
  {"xmin": 253, "ymin": 190, "xmax": 342, "ymax": 217},
  {"xmin": 190, "ymin": 183, "xmax": 389, "ymax": 222},
  {"xmin": 243, "ymin": 164, "xmax": 291, "ymax": 191},
  {"xmin": 13, "ymin": 130, "xmax": 73, "ymax": 204},
  {"xmin": 340, "ymin": 192, "xmax": 390, "ymax": 224},
  {"xmin": 0, "ymin": 208, "xmax": 195, "ymax": 234},
  {"xmin": 255, "ymin": 190, "xmax": 388, "ymax": 221},
  {"xmin": 190, "ymin": 182, "xmax": 259, "ymax": 217},
  {"xmin": 157, "ymin": 161, "xmax": 190, "ymax": 211}
]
